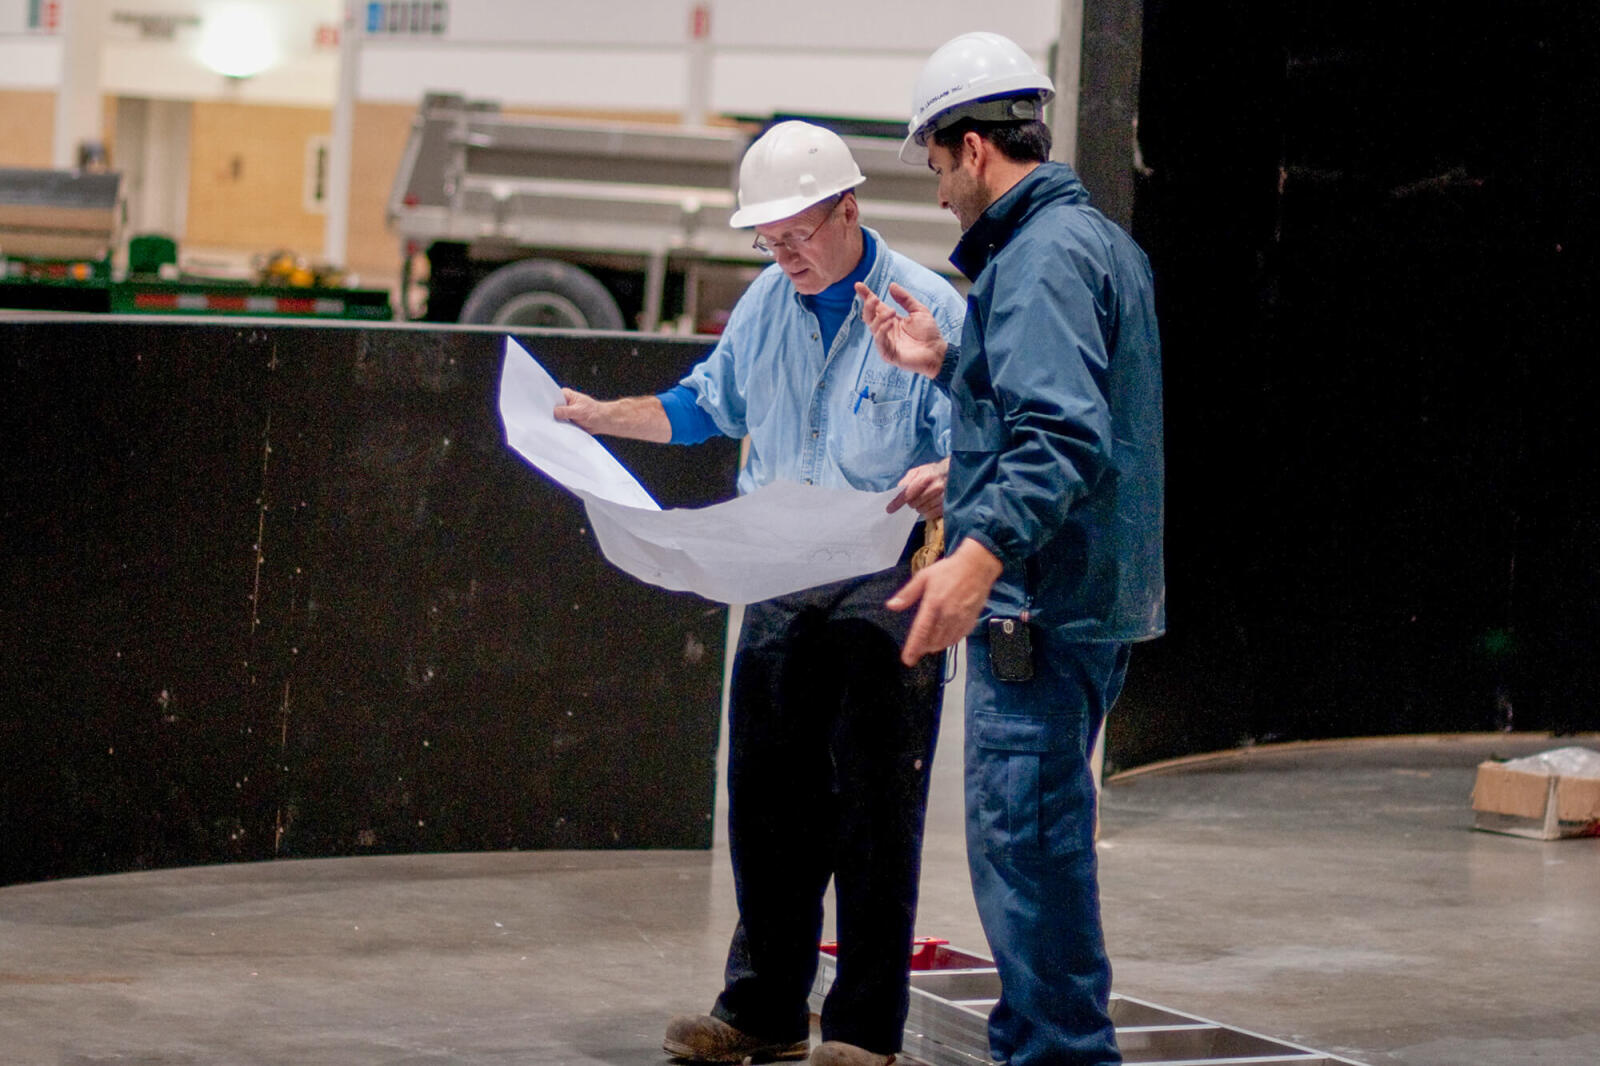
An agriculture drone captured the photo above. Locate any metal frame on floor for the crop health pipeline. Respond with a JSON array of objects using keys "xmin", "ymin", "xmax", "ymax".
[{"xmin": 810, "ymin": 945, "xmax": 1370, "ymax": 1066}]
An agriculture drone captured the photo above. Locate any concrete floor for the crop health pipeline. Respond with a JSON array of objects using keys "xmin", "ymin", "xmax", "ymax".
[
  {"xmin": 1095, "ymin": 734, "xmax": 1600, "ymax": 1066},
  {"xmin": 2, "ymin": 703, "xmax": 1596, "ymax": 1065}
]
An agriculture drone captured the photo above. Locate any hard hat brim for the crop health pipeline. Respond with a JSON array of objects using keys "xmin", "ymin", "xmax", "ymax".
[
  {"xmin": 728, "ymin": 175, "xmax": 865, "ymax": 229},
  {"xmin": 898, "ymin": 134, "xmax": 929, "ymax": 168}
]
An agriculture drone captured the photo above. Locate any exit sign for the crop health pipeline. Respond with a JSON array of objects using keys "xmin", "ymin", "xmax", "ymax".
[{"xmin": 28, "ymin": 0, "xmax": 61, "ymax": 32}]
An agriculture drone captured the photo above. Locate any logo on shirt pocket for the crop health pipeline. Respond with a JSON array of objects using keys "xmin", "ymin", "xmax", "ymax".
[{"xmin": 835, "ymin": 396, "xmax": 913, "ymax": 489}]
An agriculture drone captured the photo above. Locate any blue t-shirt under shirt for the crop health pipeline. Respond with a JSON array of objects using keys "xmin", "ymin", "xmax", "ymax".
[{"xmin": 658, "ymin": 229, "xmax": 878, "ymax": 445}]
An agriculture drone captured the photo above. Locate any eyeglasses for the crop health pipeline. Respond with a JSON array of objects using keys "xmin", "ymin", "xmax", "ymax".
[{"xmin": 752, "ymin": 197, "xmax": 843, "ymax": 257}]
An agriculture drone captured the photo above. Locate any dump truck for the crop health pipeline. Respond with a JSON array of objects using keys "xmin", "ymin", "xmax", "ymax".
[
  {"xmin": 386, "ymin": 92, "xmax": 962, "ymax": 333},
  {"xmin": 0, "ymin": 167, "xmax": 391, "ymax": 320}
]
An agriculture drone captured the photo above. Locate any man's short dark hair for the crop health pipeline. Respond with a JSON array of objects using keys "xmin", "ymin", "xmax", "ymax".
[{"xmin": 931, "ymin": 118, "xmax": 1052, "ymax": 164}]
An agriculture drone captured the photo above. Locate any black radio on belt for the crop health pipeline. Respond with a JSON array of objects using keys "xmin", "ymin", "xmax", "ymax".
[{"xmin": 987, "ymin": 614, "xmax": 1034, "ymax": 682}]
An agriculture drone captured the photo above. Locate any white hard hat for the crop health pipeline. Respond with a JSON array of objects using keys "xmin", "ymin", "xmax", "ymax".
[
  {"xmin": 900, "ymin": 31, "xmax": 1055, "ymax": 165},
  {"xmin": 729, "ymin": 120, "xmax": 866, "ymax": 229}
]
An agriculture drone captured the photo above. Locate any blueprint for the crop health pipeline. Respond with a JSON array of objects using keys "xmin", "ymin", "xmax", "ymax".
[{"xmin": 498, "ymin": 337, "xmax": 918, "ymax": 604}]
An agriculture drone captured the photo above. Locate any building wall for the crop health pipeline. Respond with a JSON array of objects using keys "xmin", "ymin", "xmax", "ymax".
[
  {"xmin": 0, "ymin": 89, "xmax": 55, "ymax": 166},
  {"xmin": 0, "ymin": 87, "xmax": 713, "ymax": 282},
  {"xmin": 184, "ymin": 99, "xmax": 328, "ymax": 258},
  {"xmin": 345, "ymin": 101, "xmax": 412, "ymax": 280},
  {"xmin": 0, "ymin": 0, "xmax": 1059, "ymax": 279}
]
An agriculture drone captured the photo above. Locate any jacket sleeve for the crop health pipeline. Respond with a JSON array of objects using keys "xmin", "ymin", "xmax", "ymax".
[
  {"xmin": 922, "ymin": 284, "xmax": 966, "ymax": 458},
  {"xmin": 959, "ymin": 231, "xmax": 1114, "ymax": 566}
]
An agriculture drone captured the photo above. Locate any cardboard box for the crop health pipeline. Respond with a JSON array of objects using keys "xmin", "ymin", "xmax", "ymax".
[{"xmin": 1472, "ymin": 759, "xmax": 1600, "ymax": 840}]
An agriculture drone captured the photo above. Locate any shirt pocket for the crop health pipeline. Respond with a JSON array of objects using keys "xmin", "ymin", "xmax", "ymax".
[{"xmin": 833, "ymin": 396, "xmax": 914, "ymax": 490}]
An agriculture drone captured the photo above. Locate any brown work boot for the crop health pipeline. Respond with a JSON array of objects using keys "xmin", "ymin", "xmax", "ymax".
[
  {"xmin": 809, "ymin": 1041, "xmax": 895, "ymax": 1066},
  {"xmin": 662, "ymin": 1014, "xmax": 809, "ymax": 1063}
]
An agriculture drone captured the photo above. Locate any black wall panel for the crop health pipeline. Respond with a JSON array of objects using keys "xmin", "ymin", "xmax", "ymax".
[
  {"xmin": 1115, "ymin": 1, "xmax": 1600, "ymax": 768},
  {"xmin": 0, "ymin": 321, "xmax": 739, "ymax": 886}
]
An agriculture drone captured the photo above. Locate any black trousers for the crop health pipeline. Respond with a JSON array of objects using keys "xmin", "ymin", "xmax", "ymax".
[{"xmin": 710, "ymin": 553, "xmax": 944, "ymax": 1054}]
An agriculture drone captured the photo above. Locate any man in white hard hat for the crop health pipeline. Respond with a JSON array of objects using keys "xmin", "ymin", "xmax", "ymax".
[
  {"xmin": 556, "ymin": 121, "xmax": 965, "ymax": 1066},
  {"xmin": 857, "ymin": 31, "xmax": 1166, "ymax": 1066}
]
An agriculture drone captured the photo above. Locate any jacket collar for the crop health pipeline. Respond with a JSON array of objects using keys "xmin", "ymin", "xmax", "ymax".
[{"xmin": 949, "ymin": 162, "xmax": 1089, "ymax": 281}]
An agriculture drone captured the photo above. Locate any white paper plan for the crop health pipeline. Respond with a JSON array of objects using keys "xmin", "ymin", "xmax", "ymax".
[
  {"xmin": 497, "ymin": 337, "xmax": 919, "ymax": 604},
  {"xmin": 497, "ymin": 335, "xmax": 660, "ymax": 511}
]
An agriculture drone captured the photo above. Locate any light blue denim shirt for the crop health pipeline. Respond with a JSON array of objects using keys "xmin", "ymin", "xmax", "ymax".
[{"xmin": 679, "ymin": 227, "xmax": 963, "ymax": 496}]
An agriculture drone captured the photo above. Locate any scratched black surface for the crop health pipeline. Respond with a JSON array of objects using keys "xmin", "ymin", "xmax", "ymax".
[
  {"xmin": 0, "ymin": 323, "xmax": 738, "ymax": 886},
  {"xmin": 1113, "ymin": 1, "xmax": 1600, "ymax": 766}
]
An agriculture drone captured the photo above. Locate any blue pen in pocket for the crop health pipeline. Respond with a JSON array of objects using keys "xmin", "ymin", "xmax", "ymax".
[{"xmin": 853, "ymin": 386, "xmax": 870, "ymax": 414}]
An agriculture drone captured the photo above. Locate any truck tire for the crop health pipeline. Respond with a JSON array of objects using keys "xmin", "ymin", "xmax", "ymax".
[{"xmin": 458, "ymin": 259, "xmax": 626, "ymax": 330}]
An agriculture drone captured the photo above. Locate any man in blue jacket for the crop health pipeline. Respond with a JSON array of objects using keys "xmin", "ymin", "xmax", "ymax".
[
  {"xmin": 857, "ymin": 32, "xmax": 1166, "ymax": 1066},
  {"xmin": 557, "ymin": 121, "xmax": 965, "ymax": 1066}
]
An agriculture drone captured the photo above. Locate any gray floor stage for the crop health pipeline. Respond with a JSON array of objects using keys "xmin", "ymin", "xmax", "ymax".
[{"xmin": 3, "ymin": 707, "xmax": 1596, "ymax": 1065}]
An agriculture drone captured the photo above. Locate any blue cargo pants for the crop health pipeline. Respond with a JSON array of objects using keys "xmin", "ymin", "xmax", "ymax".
[{"xmin": 965, "ymin": 629, "xmax": 1131, "ymax": 1066}]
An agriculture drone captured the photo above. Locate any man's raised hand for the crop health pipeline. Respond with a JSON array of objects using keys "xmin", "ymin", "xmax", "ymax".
[{"xmin": 855, "ymin": 281, "xmax": 947, "ymax": 379}]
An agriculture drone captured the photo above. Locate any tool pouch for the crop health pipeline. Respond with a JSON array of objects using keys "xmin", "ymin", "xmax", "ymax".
[{"xmin": 910, "ymin": 517, "xmax": 945, "ymax": 573}]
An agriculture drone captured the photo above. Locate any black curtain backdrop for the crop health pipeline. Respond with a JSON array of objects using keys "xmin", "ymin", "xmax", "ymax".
[{"xmin": 1116, "ymin": 1, "xmax": 1600, "ymax": 767}]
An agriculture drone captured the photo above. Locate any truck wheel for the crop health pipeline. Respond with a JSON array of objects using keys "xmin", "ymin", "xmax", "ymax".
[{"xmin": 459, "ymin": 259, "xmax": 626, "ymax": 330}]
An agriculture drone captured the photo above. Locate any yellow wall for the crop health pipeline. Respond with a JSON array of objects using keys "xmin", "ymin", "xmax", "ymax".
[
  {"xmin": 185, "ymin": 100, "xmax": 328, "ymax": 258},
  {"xmin": 0, "ymin": 90, "xmax": 59, "ymax": 167},
  {"xmin": 0, "ymin": 93, "xmax": 123, "ymax": 169},
  {"xmin": 345, "ymin": 101, "xmax": 414, "ymax": 281}
]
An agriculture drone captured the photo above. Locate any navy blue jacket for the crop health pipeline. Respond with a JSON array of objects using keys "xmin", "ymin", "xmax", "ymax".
[{"xmin": 940, "ymin": 162, "xmax": 1165, "ymax": 640}]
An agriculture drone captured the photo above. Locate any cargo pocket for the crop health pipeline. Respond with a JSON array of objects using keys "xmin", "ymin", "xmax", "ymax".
[{"xmin": 969, "ymin": 711, "xmax": 1095, "ymax": 860}]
